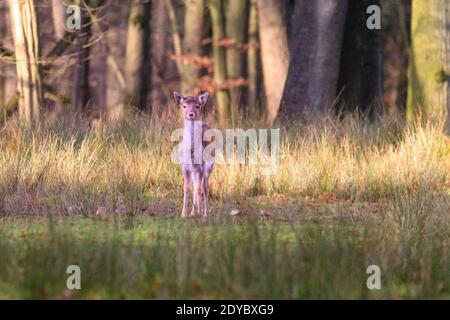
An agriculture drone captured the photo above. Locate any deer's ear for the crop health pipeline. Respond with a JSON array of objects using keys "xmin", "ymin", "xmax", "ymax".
[
  {"xmin": 173, "ymin": 91, "xmax": 184, "ymax": 105},
  {"xmin": 198, "ymin": 92, "xmax": 209, "ymax": 106}
]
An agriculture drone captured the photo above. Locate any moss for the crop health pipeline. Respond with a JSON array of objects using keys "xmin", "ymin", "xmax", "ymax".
[
  {"xmin": 406, "ymin": 0, "xmax": 449, "ymax": 123},
  {"xmin": 434, "ymin": 68, "xmax": 449, "ymax": 84},
  {"xmin": 131, "ymin": 14, "xmax": 144, "ymax": 27}
]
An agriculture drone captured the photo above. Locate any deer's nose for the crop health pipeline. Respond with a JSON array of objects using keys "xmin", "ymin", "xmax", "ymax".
[{"xmin": 188, "ymin": 112, "xmax": 195, "ymax": 118}]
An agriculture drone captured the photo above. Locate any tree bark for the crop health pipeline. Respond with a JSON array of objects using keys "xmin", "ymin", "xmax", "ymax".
[
  {"xmin": 51, "ymin": 0, "xmax": 66, "ymax": 40},
  {"xmin": 8, "ymin": 0, "xmax": 43, "ymax": 126},
  {"xmin": 124, "ymin": 0, "xmax": 151, "ymax": 111},
  {"xmin": 181, "ymin": 0, "xmax": 205, "ymax": 95},
  {"xmin": 104, "ymin": 1, "xmax": 127, "ymax": 120},
  {"xmin": 247, "ymin": 0, "xmax": 259, "ymax": 114},
  {"xmin": 226, "ymin": 0, "xmax": 248, "ymax": 106},
  {"xmin": 0, "ymin": 1, "xmax": 7, "ymax": 114},
  {"xmin": 164, "ymin": 0, "xmax": 183, "ymax": 77},
  {"xmin": 257, "ymin": 0, "xmax": 289, "ymax": 124},
  {"xmin": 71, "ymin": 0, "xmax": 91, "ymax": 113},
  {"xmin": 280, "ymin": 0, "xmax": 348, "ymax": 120},
  {"xmin": 151, "ymin": 0, "xmax": 170, "ymax": 107},
  {"xmin": 407, "ymin": 0, "xmax": 450, "ymax": 123},
  {"xmin": 337, "ymin": 0, "xmax": 382, "ymax": 117},
  {"xmin": 382, "ymin": 0, "xmax": 411, "ymax": 112},
  {"xmin": 208, "ymin": 0, "xmax": 230, "ymax": 127}
]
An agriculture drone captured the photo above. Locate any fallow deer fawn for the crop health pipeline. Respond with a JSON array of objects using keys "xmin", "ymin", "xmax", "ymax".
[{"xmin": 173, "ymin": 91, "xmax": 215, "ymax": 218}]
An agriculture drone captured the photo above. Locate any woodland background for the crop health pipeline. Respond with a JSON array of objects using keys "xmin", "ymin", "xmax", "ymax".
[{"xmin": 0, "ymin": 0, "xmax": 448, "ymax": 127}]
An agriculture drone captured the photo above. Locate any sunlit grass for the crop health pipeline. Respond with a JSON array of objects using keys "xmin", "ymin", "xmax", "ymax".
[{"xmin": 0, "ymin": 112, "xmax": 448, "ymax": 216}]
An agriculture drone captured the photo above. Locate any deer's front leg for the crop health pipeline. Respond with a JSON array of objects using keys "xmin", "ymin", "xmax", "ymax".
[
  {"xmin": 191, "ymin": 171, "xmax": 202, "ymax": 216},
  {"xmin": 181, "ymin": 170, "xmax": 191, "ymax": 218}
]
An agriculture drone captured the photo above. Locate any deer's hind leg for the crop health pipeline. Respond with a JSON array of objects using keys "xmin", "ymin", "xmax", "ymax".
[{"xmin": 202, "ymin": 164, "xmax": 214, "ymax": 217}]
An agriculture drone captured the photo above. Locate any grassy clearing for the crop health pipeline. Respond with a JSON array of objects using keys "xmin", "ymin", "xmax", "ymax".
[
  {"xmin": 0, "ymin": 113, "xmax": 449, "ymax": 299},
  {"xmin": 0, "ymin": 202, "xmax": 448, "ymax": 299}
]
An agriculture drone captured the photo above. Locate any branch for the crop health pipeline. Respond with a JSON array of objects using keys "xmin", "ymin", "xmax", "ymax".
[
  {"xmin": 44, "ymin": 31, "xmax": 77, "ymax": 62},
  {"xmin": 43, "ymin": 84, "xmax": 70, "ymax": 104},
  {"xmin": 0, "ymin": 46, "xmax": 13, "ymax": 57},
  {"xmin": 106, "ymin": 55, "xmax": 126, "ymax": 90}
]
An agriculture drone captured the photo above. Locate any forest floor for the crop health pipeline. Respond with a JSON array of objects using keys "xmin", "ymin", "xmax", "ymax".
[{"xmin": 0, "ymin": 113, "xmax": 449, "ymax": 299}]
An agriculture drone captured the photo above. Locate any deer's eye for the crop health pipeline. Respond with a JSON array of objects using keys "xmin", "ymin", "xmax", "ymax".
[
  {"xmin": 183, "ymin": 105, "xmax": 186, "ymax": 108},
  {"xmin": 195, "ymin": 105, "xmax": 200, "ymax": 109}
]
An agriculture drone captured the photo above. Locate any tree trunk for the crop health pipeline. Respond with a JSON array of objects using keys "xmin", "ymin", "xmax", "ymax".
[
  {"xmin": 407, "ymin": 0, "xmax": 450, "ymax": 123},
  {"xmin": 124, "ymin": 0, "xmax": 151, "ymax": 111},
  {"xmin": 281, "ymin": 0, "xmax": 348, "ymax": 120},
  {"xmin": 247, "ymin": 0, "xmax": 259, "ymax": 114},
  {"xmin": 71, "ymin": 0, "xmax": 91, "ymax": 113},
  {"xmin": 181, "ymin": 0, "xmax": 205, "ymax": 95},
  {"xmin": 51, "ymin": 0, "xmax": 66, "ymax": 40},
  {"xmin": 0, "ymin": 1, "xmax": 7, "ymax": 114},
  {"xmin": 8, "ymin": 0, "xmax": 43, "ymax": 126},
  {"xmin": 151, "ymin": 0, "xmax": 169, "ymax": 107},
  {"xmin": 103, "ymin": 1, "xmax": 126, "ymax": 120},
  {"xmin": 226, "ymin": 0, "xmax": 248, "ymax": 106},
  {"xmin": 257, "ymin": 0, "xmax": 289, "ymax": 124},
  {"xmin": 382, "ymin": 0, "xmax": 411, "ymax": 112},
  {"xmin": 208, "ymin": 0, "xmax": 230, "ymax": 127},
  {"xmin": 337, "ymin": 0, "xmax": 382, "ymax": 117}
]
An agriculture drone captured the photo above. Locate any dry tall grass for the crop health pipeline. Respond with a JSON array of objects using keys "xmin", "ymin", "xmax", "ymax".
[{"xmin": 0, "ymin": 112, "xmax": 448, "ymax": 217}]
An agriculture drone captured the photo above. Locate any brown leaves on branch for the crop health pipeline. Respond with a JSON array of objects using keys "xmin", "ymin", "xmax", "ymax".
[
  {"xmin": 169, "ymin": 36, "xmax": 257, "ymax": 94},
  {"xmin": 196, "ymin": 76, "xmax": 249, "ymax": 94},
  {"xmin": 201, "ymin": 37, "xmax": 259, "ymax": 52},
  {"xmin": 170, "ymin": 54, "xmax": 214, "ymax": 71},
  {"xmin": 201, "ymin": 37, "xmax": 235, "ymax": 47}
]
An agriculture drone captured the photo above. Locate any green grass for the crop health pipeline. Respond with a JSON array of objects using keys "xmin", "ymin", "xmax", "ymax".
[
  {"xmin": 0, "ymin": 113, "xmax": 449, "ymax": 299},
  {"xmin": 0, "ymin": 203, "xmax": 448, "ymax": 299}
]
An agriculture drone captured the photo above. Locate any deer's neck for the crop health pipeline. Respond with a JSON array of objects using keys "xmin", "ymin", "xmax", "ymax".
[
  {"xmin": 182, "ymin": 120, "xmax": 203, "ymax": 146},
  {"xmin": 180, "ymin": 120, "xmax": 204, "ymax": 165}
]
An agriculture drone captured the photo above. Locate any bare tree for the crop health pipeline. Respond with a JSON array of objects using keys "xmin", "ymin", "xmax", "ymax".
[
  {"xmin": 257, "ymin": 0, "xmax": 289, "ymax": 124},
  {"xmin": 124, "ymin": 0, "xmax": 151, "ymax": 111},
  {"xmin": 8, "ymin": 0, "xmax": 43, "ymax": 125}
]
